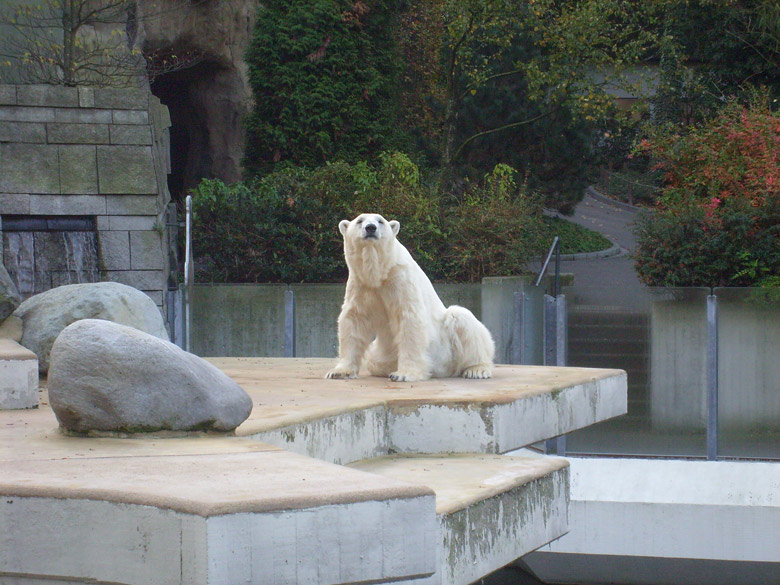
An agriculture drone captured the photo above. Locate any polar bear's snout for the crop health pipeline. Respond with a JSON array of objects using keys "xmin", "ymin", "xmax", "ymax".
[{"xmin": 363, "ymin": 222, "xmax": 378, "ymax": 239}]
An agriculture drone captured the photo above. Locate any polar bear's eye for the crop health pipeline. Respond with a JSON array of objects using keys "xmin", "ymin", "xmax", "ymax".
[
  {"xmin": 356, "ymin": 218, "xmax": 363, "ymax": 224},
  {"xmin": 377, "ymin": 219, "xmax": 384, "ymax": 224}
]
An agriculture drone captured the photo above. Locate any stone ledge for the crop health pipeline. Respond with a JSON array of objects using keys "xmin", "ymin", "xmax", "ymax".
[
  {"xmin": 0, "ymin": 121, "xmax": 46, "ymax": 143},
  {"xmin": 0, "ymin": 338, "xmax": 38, "ymax": 410},
  {"xmin": 228, "ymin": 358, "xmax": 627, "ymax": 461},
  {"xmin": 2, "ymin": 450, "xmax": 433, "ymax": 516},
  {"xmin": 351, "ymin": 453, "xmax": 569, "ymax": 585},
  {"xmin": 16, "ymin": 85, "xmax": 79, "ymax": 108},
  {"xmin": 1, "ymin": 430, "xmax": 437, "ymax": 585}
]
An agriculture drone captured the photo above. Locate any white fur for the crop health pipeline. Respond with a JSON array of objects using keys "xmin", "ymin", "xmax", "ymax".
[{"xmin": 325, "ymin": 213, "xmax": 495, "ymax": 382}]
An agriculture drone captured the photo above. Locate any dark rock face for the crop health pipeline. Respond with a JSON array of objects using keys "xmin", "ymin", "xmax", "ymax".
[
  {"xmin": 138, "ymin": 0, "xmax": 260, "ymax": 195},
  {"xmin": 48, "ymin": 319, "xmax": 253, "ymax": 433}
]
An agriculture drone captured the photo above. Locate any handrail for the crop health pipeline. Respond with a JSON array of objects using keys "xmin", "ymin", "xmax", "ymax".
[{"xmin": 536, "ymin": 236, "xmax": 561, "ymax": 296}]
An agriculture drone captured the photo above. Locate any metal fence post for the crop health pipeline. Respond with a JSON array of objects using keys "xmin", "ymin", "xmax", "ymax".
[
  {"xmin": 544, "ymin": 295, "xmax": 556, "ymax": 366},
  {"xmin": 544, "ymin": 293, "xmax": 568, "ymax": 455},
  {"xmin": 707, "ymin": 293, "xmax": 719, "ymax": 460},
  {"xmin": 184, "ymin": 195, "xmax": 193, "ymax": 353},
  {"xmin": 284, "ymin": 288, "xmax": 296, "ymax": 358},
  {"xmin": 512, "ymin": 291, "xmax": 525, "ymax": 364}
]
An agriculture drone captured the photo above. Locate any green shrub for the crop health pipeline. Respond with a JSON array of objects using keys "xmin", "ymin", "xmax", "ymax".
[
  {"xmin": 634, "ymin": 202, "xmax": 780, "ymax": 288},
  {"xmin": 542, "ymin": 216, "xmax": 612, "ymax": 255},
  {"xmin": 243, "ymin": 0, "xmax": 404, "ymax": 177},
  {"xmin": 190, "ymin": 171, "xmax": 351, "ymax": 283},
  {"xmin": 443, "ymin": 166, "xmax": 547, "ymax": 282},
  {"xmin": 634, "ymin": 98, "xmax": 780, "ymax": 287}
]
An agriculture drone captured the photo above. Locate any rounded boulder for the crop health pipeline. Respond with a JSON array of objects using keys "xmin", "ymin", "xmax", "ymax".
[
  {"xmin": 13, "ymin": 281, "xmax": 169, "ymax": 374},
  {"xmin": 48, "ymin": 319, "xmax": 253, "ymax": 433}
]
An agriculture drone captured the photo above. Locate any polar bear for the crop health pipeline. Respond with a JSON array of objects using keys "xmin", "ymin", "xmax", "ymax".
[{"xmin": 325, "ymin": 213, "xmax": 494, "ymax": 382}]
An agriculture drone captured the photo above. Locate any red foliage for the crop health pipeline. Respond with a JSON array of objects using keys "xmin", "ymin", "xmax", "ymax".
[{"xmin": 639, "ymin": 99, "xmax": 780, "ymax": 213}]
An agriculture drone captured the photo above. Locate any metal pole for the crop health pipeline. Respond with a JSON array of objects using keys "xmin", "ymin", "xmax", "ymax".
[
  {"xmin": 554, "ymin": 240, "xmax": 561, "ymax": 297},
  {"xmin": 706, "ymin": 293, "xmax": 718, "ymax": 461},
  {"xmin": 512, "ymin": 291, "xmax": 525, "ymax": 364},
  {"xmin": 556, "ymin": 294, "xmax": 567, "ymax": 367},
  {"xmin": 544, "ymin": 293, "xmax": 568, "ymax": 456},
  {"xmin": 544, "ymin": 295, "xmax": 556, "ymax": 366},
  {"xmin": 184, "ymin": 195, "xmax": 193, "ymax": 352},
  {"xmin": 284, "ymin": 289, "xmax": 295, "ymax": 357}
]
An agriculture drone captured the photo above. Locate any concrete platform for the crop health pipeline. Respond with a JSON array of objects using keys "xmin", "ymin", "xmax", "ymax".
[
  {"xmin": 0, "ymin": 338, "xmax": 38, "ymax": 410},
  {"xmin": 351, "ymin": 453, "xmax": 569, "ymax": 585},
  {"xmin": 218, "ymin": 358, "xmax": 627, "ymax": 463},
  {"xmin": 1, "ymin": 358, "xmax": 626, "ymax": 585}
]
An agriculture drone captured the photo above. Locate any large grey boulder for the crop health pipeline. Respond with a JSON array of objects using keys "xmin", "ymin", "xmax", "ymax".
[
  {"xmin": 0, "ymin": 263, "xmax": 21, "ymax": 323},
  {"xmin": 48, "ymin": 319, "xmax": 253, "ymax": 433},
  {"xmin": 13, "ymin": 281, "xmax": 168, "ymax": 374}
]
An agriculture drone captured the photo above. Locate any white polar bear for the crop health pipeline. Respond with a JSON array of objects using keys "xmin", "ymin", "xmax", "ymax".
[{"xmin": 325, "ymin": 213, "xmax": 495, "ymax": 382}]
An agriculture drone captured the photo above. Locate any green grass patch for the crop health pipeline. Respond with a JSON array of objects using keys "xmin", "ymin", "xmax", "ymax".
[{"xmin": 541, "ymin": 216, "xmax": 613, "ymax": 255}]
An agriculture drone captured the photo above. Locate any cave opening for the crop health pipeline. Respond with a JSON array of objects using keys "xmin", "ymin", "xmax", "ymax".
[{"xmin": 150, "ymin": 60, "xmax": 218, "ymax": 207}]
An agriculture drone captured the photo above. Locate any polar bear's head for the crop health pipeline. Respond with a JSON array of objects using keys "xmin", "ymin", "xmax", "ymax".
[{"xmin": 339, "ymin": 213, "xmax": 400, "ymax": 245}]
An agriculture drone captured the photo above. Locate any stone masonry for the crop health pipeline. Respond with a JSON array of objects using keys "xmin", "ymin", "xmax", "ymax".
[{"xmin": 0, "ymin": 84, "xmax": 172, "ymax": 314}]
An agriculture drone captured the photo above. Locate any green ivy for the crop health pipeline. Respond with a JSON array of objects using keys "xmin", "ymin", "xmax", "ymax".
[{"xmin": 243, "ymin": 0, "xmax": 406, "ymax": 177}]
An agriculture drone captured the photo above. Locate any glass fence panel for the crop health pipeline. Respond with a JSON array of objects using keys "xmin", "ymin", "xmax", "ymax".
[
  {"xmin": 189, "ymin": 283, "xmax": 288, "ymax": 357},
  {"xmin": 563, "ymin": 286, "xmax": 710, "ymax": 457},
  {"xmin": 714, "ymin": 288, "xmax": 780, "ymax": 459},
  {"xmin": 290, "ymin": 283, "xmax": 345, "ymax": 358}
]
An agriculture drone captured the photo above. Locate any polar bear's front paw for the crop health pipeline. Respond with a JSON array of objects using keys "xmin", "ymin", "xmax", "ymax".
[
  {"xmin": 389, "ymin": 370, "xmax": 428, "ymax": 382},
  {"xmin": 325, "ymin": 367, "xmax": 358, "ymax": 379},
  {"xmin": 462, "ymin": 364, "xmax": 493, "ymax": 379}
]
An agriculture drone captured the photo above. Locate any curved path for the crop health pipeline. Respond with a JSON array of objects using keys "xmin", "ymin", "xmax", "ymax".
[{"xmin": 552, "ymin": 188, "xmax": 648, "ymax": 310}]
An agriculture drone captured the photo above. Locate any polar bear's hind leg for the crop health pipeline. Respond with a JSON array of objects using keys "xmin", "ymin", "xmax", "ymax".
[
  {"xmin": 365, "ymin": 338, "xmax": 397, "ymax": 377},
  {"xmin": 444, "ymin": 305, "xmax": 495, "ymax": 379}
]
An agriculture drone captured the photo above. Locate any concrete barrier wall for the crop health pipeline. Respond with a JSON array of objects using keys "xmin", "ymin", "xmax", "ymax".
[
  {"xmin": 716, "ymin": 289, "xmax": 780, "ymax": 433},
  {"xmin": 190, "ymin": 284, "xmax": 287, "ymax": 357},
  {"xmin": 649, "ymin": 288, "xmax": 780, "ymax": 434},
  {"xmin": 649, "ymin": 290, "xmax": 709, "ymax": 430},
  {"xmin": 187, "ymin": 277, "xmax": 542, "ymax": 362}
]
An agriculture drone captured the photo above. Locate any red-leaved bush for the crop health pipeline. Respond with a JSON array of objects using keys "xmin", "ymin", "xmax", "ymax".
[{"xmin": 634, "ymin": 98, "xmax": 780, "ymax": 287}]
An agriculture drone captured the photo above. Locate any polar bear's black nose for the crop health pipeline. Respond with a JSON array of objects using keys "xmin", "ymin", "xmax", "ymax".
[{"xmin": 365, "ymin": 223, "xmax": 377, "ymax": 234}]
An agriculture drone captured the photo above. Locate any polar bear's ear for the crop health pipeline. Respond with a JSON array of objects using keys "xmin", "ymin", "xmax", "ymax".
[
  {"xmin": 389, "ymin": 220, "xmax": 400, "ymax": 236},
  {"xmin": 339, "ymin": 220, "xmax": 350, "ymax": 236}
]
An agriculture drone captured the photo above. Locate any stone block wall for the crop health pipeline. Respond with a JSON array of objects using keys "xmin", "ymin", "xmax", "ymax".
[{"xmin": 0, "ymin": 84, "xmax": 172, "ymax": 313}]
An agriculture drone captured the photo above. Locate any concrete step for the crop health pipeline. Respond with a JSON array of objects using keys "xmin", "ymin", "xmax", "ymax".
[
  {"xmin": 350, "ymin": 453, "xmax": 569, "ymax": 585},
  {"xmin": 2, "ymin": 358, "xmax": 627, "ymax": 585},
  {"xmin": 222, "ymin": 359, "xmax": 628, "ymax": 464},
  {"xmin": 0, "ymin": 338, "xmax": 38, "ymax": 410},
  {"xmin": 1, "ymin": 439, "xmax": 438, "ymax": 585}
]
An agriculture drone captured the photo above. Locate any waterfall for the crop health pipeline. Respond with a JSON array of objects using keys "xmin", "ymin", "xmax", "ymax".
[
  {"xmin": 4, "ymin": 232, "xmax": 35, "ymax": 298},
  {"xmin": 2, "ymin": 225, "xmax": 100, "ymax": 300},
  {"xmin": 63, "ymin": 231, "xmax": 99, "ymax": 285}
]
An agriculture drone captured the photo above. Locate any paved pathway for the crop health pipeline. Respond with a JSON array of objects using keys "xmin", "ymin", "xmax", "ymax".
[{"xmin": 552, "ymin": 188, "xmax": 650, "ymax": 310}]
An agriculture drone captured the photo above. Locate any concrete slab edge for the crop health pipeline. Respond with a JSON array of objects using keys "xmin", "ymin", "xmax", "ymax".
[
  {"xmin": 442, "ymin": 466, "xmax": 570, "ymax": 585},
  {"xmin": 1, "ymin": 494, "xmax": 438, "ymax": 585}
]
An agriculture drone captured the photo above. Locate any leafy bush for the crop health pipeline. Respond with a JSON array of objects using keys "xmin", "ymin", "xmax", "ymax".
[
  {"xmin": 634, "ymin": 99, "xmax": 780, "ymax": 287},
  {"xmin": 442, "ymin": 167, "xmax": 547, "ymax": 282},
  {"xmin": 190, "ymin": 170, "xmax": 351, "ymax": 283},
  {"xmin": 243, "ymin": 0, "xmax": 404, "ymax": 177},
  {"xmin": 634, "ymin": 204, "xmax": 780, "ymax": 287},
  {"xmin": 190, "ymin": 157, "xmax": 552, "ymax": 283}
]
